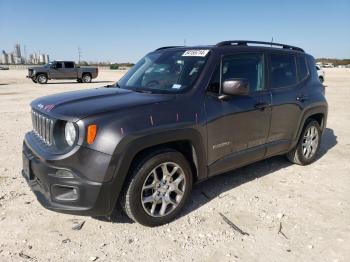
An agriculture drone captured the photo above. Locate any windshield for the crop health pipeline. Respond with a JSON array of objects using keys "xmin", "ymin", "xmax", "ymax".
[
  {"xmin": 44, "ymin": 62, "xmax": 54, "ymax": 67},
  {"xmin": 117, "ymin": 49, "xmax": 210, "ymax": 93}
]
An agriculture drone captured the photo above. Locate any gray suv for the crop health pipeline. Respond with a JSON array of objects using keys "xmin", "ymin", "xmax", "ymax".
[{"xmin": 22, "ymin": 41, "xmax": 327, "ymax": 226}]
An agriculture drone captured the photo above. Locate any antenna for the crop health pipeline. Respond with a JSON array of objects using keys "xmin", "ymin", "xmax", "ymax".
[
  {"xmin": 184, "ymin": 38, "xmax": 187, "ymax": 46},
  {"xmin": 271, "ymin": 37, "xmax": 274, "ymax": 47},
  {"xmin": 78, "ymin": 46, "xmax": 82, "ymax": 64}
]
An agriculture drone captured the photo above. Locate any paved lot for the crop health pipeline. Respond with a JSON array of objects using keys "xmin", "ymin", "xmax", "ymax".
[{"xmin": 0, "ymin": 69, "xmax": 349, "ymax": 261}]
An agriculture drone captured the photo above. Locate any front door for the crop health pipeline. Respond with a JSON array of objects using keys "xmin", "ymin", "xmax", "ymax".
[
  {"xmin": 205, "ymin": 52, "xmax": 272, "ymax": 176},
  {"xmin": 50, "ymin": 62, "xmax": 65, "ymax": 79}
]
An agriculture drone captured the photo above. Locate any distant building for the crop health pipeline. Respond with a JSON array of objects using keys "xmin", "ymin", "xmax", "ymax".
[
  {"xmin": 44, "ymin": 54, "xmax": 49, "ymax": 64},
  {"xmin": 14, "ymin": 43, "xmax": 21, "ymax": 58},
  {"xmin": 8, "ymin": 53, "xmax": 15, "ymax": 64},
  {"xmin": 39, "ymin": 54, "xmax": 45, "ymax": 64},
  {"xmin": 28, "ymin": 54, "xmax": 34, "ymax": 64},
  {"xmin": 1, "ymin": 50, "xmax": 8, "ymax": 64}
]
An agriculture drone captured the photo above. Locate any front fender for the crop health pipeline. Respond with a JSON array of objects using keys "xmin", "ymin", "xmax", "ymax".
[{"xmin": 105, "ymin": 127, "xmax": 207, "ymax": 211}]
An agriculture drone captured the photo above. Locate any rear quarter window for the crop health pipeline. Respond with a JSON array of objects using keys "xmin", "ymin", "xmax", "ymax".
[
  {"xmin": 296, "ymin": 55, "xmax": 309, "ymax": 81},
  {"xmin": 269, "ymin": 53, "xmax": 297, "ymax": 88}
]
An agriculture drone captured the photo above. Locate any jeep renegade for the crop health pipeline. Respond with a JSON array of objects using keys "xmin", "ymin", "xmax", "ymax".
[{"xmin": 22, "ymin": 41, "xmax": 328, "ymax": 226}]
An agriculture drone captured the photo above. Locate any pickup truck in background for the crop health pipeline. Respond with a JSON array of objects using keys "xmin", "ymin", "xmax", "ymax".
[{"xmin": 27, "ymin": 61, "xmax": 98, "ymax": 84}]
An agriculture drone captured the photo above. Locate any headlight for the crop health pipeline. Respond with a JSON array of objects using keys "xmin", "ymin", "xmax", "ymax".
[{"xmin": 64, "ymin": 122, "xmax": 76, "ymax": 146}]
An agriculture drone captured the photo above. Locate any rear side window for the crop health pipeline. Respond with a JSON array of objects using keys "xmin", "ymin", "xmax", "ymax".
[
  {"xmin": 297, "ymin": 55, "xmax": 309, "ymax": 81},
  {"xmin": 221, "ymin": 53, "xmax": 265, "ymax": 92},
  {"xmin": 269, "ymin": 54, "xmax": 297, "ymax": 88},
  {"xmin": 64, "ymin": 62, "xmax": 74, "ymax": 68}
]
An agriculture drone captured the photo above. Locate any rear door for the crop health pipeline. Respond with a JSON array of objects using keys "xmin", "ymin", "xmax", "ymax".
[
  {"xmin": 266, "ymin": 52, "xmax": 307, "ymax": 156},
  {"xmin": 205, "ymin": 52, "xmax": 272, "ymax": 176},
  {"xmin": 63, "ymin": 62, "xmax": 77, "ymax": 79}
]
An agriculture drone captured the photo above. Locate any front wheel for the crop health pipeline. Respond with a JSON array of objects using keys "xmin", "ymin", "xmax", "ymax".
[
  {"xmin": 287, "ymin": 120, "xmax": 322, "ymax": 165},
  {"xmin": 120, "ymin": 149, "xmax": 193, "ymax": 227},
  {"xmin": 36, "ymin": 74, "xmax": 48, "ymax": 84},
  {"xmin": 31, "ymin": 77, "xmax": 37, "ymax": 83}
]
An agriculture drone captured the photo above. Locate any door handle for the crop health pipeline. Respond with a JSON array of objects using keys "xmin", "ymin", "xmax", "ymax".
[
  {"xmin": 296, "ymin": 95, "xmax": 309, "ymax": 102},
  {"xmin": 254, "ymin": 102, "xmax": 269, "ymax": 111}
]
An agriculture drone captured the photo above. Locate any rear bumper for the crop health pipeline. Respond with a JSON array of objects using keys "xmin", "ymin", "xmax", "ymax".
[{"xmin": 22, "ymin": 139, "xmax": 116, "ymax": 216}]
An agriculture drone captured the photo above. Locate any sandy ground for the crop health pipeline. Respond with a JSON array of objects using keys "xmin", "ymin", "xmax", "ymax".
[{"xmin": 0, "ymin": 69, "xmax": 349, "ymax": 262}]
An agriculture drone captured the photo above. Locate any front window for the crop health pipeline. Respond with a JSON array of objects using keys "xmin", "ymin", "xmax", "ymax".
[{"xmin": 117, "ymin": 50, "xmax": 209, "ymax": 93}]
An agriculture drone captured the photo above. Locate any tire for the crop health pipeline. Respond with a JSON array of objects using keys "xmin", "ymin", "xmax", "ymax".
[
  {"xmin": 36, "ymin": 74, "xmax": 48, "ymax": 84},
  {"xmin": 82, "ymin": 73, "xmax": 92, "ymax": 83},
  {"xmin": 77, "ymin": 78, "xmax": 82, "ymax": 83},
  {"xmin": 287, "ymin": 120, "xmax": 322, "ymax": 165},
  {"xmin": 120, "ymin": 149, "xmax": 193, "ymax": 227},
  {"xmin": 31, "ymin": 77, "xmax": 37, "ymax": 83},
  {"xmin": 319, "ymin": 76, "xmax": 324, "ymax": 83}
]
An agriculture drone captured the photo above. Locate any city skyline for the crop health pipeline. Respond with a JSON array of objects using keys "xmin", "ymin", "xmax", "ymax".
[{"xmin": 1, "ymin": 43, "xmax": 50, "ymax": 65}]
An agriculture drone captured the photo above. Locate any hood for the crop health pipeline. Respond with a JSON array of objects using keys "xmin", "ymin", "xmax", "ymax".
[
  {"xmin": 31, "ymin": 87, "xmax": 175, "ymax": 121},
  {"xmin": 28, "ymin": 66, "xmax": 46, "ymax": 70}
]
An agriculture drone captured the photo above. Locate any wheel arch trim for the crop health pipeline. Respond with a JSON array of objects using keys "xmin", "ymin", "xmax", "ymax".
[{"xmin": 106, "ymin": 128, "xmax": 207, "ymax": 213}]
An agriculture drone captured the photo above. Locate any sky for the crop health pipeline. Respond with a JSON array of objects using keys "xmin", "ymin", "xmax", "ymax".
[{"xmin": 0, "ymin": 0, "xmax": 349, "ymax": 62}]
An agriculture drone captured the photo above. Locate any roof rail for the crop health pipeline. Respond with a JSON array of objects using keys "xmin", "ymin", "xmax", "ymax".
[
  {"xmin": 215, "ymin": 40, "xmax": 304, "ymax": 52},
  {"xmin": 155, "ymin": 46, "xmax": 183, "ymax": 51}
]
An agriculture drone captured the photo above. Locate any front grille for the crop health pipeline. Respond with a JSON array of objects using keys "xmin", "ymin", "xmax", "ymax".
[{"xmin": 31, "ymin": 110, "xmax": 54, "ymax": 145}]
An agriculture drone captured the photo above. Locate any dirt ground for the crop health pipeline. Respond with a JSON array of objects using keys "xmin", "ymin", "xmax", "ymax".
[{"xmin": 0, "ymin": 69, "xmax": 349, "ymax": 262}]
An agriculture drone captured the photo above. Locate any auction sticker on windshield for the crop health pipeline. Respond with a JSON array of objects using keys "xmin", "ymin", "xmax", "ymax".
[{"xmin": 182, "ymin": 50, "xmax": 210, "ymax": 57}]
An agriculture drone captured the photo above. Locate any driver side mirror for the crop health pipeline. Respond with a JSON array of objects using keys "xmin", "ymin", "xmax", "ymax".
[
  {"xmin": 51, "ymin": 64, "xmax": 57, "ymax": 69},
  {"xmin": 219, "ymin": 78, "xmax": 249, "ymax": 100}
]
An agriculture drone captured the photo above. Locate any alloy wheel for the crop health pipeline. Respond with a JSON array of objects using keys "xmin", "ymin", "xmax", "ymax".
[
  {"xmin": 141, "ymin": 162, "xmax": 186, "ymax": 217},
  {"xmin": 302, "ymin": 126, "xmax": 319, "ymax": 159}
]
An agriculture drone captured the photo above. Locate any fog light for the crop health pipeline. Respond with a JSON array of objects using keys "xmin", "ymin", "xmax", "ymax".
[{"xmin": 52, "ymin": 185, "xmax": 79, "ymax": 201}]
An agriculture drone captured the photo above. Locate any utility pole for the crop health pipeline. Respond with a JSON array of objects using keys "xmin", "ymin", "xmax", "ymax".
[
  {"xmin": 78, "ymin": 46, "xmax": 82, "ymax": 65},
  {"xmin": 23, "ymin": 45, "xmax": 27, "ymax": 64},
  {"xmin": 184, "ymin": 38, "xmax": 187, "ymax": 46}
]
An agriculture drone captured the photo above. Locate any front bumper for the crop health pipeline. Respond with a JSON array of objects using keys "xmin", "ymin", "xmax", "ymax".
[{"xmin": 22, "ymin": 138, "xmax": 116, "ymax": 216}]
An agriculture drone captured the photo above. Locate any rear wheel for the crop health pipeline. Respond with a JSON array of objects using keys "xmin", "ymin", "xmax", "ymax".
[
  {"xmin": 120, "ymin": 149, "xmax": 193, "ymax": 227},
  {"xmin": 77, "ymin": 78, "xmax": 82, "ymax": 83},
  {"xmin": 36, "ymin": 74, "xmax": 48, "ymax": 84},
  {"xmin": 82, "ymin": 73, "xmax": 92, "ymax": 83},
  {"xmin": 287, "ymin": 120, "xmax": 321, "ymax": 165}
]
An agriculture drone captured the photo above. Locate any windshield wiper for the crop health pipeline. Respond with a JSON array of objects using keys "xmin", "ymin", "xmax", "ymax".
[
  {"xmin": 133, "ymin": 89, "xmax": 153, "ymax": 94},
  {"xmin": 105, "ymin": 82, "xmax": 120, "ymax": 88}
]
